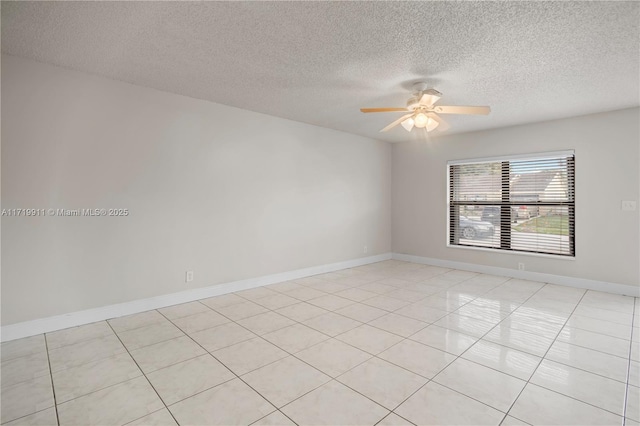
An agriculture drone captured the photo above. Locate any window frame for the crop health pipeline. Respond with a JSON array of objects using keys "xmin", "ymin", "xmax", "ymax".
[{"xmin": 446, "ymin": 150, "xmax": 575, "ymax": 259}]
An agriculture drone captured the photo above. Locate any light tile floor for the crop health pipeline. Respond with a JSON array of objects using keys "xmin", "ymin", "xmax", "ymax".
[{"xmin": 1, "ymin": 260, "xmax": 639, "ymax": 425}]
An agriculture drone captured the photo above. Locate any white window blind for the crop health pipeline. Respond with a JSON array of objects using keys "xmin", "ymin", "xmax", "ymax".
[{"xmin": 448, "ymin": 152, "xmax": 575, "ymax": 256}]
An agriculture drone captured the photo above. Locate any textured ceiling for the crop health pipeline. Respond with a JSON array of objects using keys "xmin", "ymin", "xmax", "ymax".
[{"xmin": 2, "ymin": 1, "xmax": 639, "ymax": 143}]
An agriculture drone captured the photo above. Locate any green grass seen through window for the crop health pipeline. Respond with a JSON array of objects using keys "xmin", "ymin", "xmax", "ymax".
[{"xmin": 514, "ymin": 215, "xmax": 569, "ymax": 236}]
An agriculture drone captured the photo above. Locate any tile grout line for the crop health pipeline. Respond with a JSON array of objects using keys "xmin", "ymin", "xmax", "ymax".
[
  {"xmin": 327, "ymin": 273, "xmax": 527, "ymax": 421},
  {"xmin": 2, "ymin": 272, "xmax": 472, "ymax": 418},
  {"xmin": 43, "ymin": 335, "xmax": 61, "ymax": 426},
  {"xmin": 379, "ymin": 274, "xmax": 552, "ymax": 423},
  {"xmin": 42, "ymin": 334, "xmax": 128, "ymax": 376},
  {"xmin": 622, "ymin": 297, "xmax": 638, "ymax": 426},
  {"xmin": 0, "ymin": 267, "xmax": 452, "ymax": 418},
  {"xmin": 104, "ymin": 320, "xmax": 182, "ymax": 426},
  {"xmin": 121, "ymin": 407, "xmax": 173, "ymax": 426},
  {"xmin": 551, "ymin": 321, "xmax": 634, "ymax": 343},
  {"xmin": 35, "ymin": 349, "xmax": 147, "ymax": 407},
  {"xmin": 515, "ymin": 343, "xmax": 630, "ymax": 385},
  {"xmin": 500, "ymin": 288, "xmax": 598, "ymax": 424},
  {"xmin": 198, "ymin": 299, "xmax": 397, "ymax": 423},
  {"xmin": 447, "ymin": 293, "xmax": 639, "ymax": 380},
  {"xmin": 155, "ymin": 309, "xmax": 301, "ymax": 426},
  {"xmin": 171, "ymin": 274, "xmax": 632, "ymax": 421},
  {"xmin": 439, "ymin": 319, "xmax": 636, "ymax": 383},
  {"xmin": 44, "ymin": 316, "xmax": 307, "ymax": 385},
  {"xmin": 49, "ymin": 277, "xmax": 511, "ymax": 375},
  {"xmin": 154, "ymin": 265, "xmax": 457, "ymax": 423},
  {"xmin": 572, "ymin": 306, "xmax": 637, "ymax": 322},
  {"xmin": 11, "ymin": 262, "xmax": 631, "ymax": 426},
  {"xmin": 320, "ymin": 275, "xmax": 504, "ymax": 391},
  {"xmin": 416, "ymin": 278, "xmax": 579, "ymax": 419},
  {"xmin": 98, "ymin": 270, "xmax": 637, "ymax": 422},
  {"xmin": 267, "ymin": 309, "xmax": 434, "ymax": 418},
  {"xmin": 374, "ymin": 412, "xmax": 417, "ymax": 426},
  {"xmin": 508, "ymin": 322, "xmax": 636, "ymax": 419},
  {"xmin": 43, "ymin": 328, "xmax": 196, "ymax": 389},
  {"xmin": 520, "ymin": 335, "xmax": 633, "ymax": 366},
  {"xmin": 499, "ymin": 303, "xmax": 575, "ymax": 422}
]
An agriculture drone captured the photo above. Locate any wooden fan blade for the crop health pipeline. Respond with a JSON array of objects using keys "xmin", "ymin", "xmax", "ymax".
[
  {"xmin": 419, "ymin": 92, "xmax": 441, "ymax": 107},
  {"xmin": 434, "ymin": 105, "xmax": 491, "ymax": 115},
  {"xmin": 360, "ymin": 108, "xmax": 408, "ymax": 113},
  {"xmin": 380, "ymin": 113, "xmax": 414, "ymax": 132},
  {"xmin": 426, "ymin": 112, "xmax": 450, "ymax": 131}
]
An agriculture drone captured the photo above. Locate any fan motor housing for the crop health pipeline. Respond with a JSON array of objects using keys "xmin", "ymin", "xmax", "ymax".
[
  {"xmin": 407, "ymin": 88, "xmax": 442, "ymax": 110},
  {"xmin": 406, "ymin": 96, "xmax": 421, "ymax": 111}
]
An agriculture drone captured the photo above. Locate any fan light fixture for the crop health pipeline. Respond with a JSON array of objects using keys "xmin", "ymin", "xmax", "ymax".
[
  {"xmin": 414, "ymin": 113, "xmax": 428, "ymax": 128},
  {"xmin": 400, "ymin": 117, "xmax": 414, "ymax": 131},
  {"xmin": 360, "ymin": 83, "xmax": 491, "ymax": 134},
  {"xmin": 401, "ymin": 113, "xmax": 439, "ymax": 133},
  {"xmin": 425, "ymin": 117, "xmax": 439, "ymax": 132}
]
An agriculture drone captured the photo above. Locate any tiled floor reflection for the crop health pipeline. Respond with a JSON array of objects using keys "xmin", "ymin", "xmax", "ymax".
[{"xmin": 1, "ymin": 260, "xmax": 638, "ymax": 425}]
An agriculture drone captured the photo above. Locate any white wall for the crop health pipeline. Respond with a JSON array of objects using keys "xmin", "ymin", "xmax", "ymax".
[
  {"xmin": 1, "ymin": 55, "xmax": 392, "ymax": 325},
  {"xmin": 393, "ymin": 107, "xmax": 640, "ymax": 287}
]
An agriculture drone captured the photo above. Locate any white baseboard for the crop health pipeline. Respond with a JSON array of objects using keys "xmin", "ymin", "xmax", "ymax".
[
  {"xmin": 392, "ymin": 252, "xmax": 640, "ymax": 297},
  {"xmin": 0, "ymin": 253, "xmax": 392, "ymax": 342},
  {"xmin": 4, "ymin": 251, "xmax": 636, "ymax": 342}
]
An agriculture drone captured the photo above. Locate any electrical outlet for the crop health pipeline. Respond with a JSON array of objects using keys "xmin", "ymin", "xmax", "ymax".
[
  {"xmin": 622, "ymin": 200, "xmax": 637, "ymax": 211},
  {"xmin": 185, "ymin": 270, "xmax": 194, "ymax": 283},
  {"xmin": 363, "ymin": 245, "xmax": 368, "ymax": 254},
  {"xmin": 518, "ymin": 263, "xmax": 525, "ymax": 271}
]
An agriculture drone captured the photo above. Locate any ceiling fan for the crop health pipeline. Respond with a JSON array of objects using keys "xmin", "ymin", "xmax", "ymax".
[{"xmin": 360, "ymin": 82, "xmax": 490, "ymax": 133}]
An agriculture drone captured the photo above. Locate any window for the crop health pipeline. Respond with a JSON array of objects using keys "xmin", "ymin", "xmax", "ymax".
[{"xmin": 448, "ymin": 151, "xmax": 575, "ymax": 257}]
